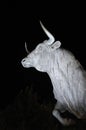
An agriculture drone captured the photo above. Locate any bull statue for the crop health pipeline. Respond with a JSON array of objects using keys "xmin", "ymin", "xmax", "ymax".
[{"xmin": 21, "ymin": 22, "xmax": 86, "ymax": 126}]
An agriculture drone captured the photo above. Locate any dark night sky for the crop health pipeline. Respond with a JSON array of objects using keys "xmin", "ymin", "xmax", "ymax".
[{"xmin": 1, "ymin": 1, "xmax": 86, "ymax": 109}]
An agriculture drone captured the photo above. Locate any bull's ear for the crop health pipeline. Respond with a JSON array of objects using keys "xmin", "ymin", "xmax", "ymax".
[{"xmin": 51, "ymin": 41, "xmax": 61, "ymax": 50}]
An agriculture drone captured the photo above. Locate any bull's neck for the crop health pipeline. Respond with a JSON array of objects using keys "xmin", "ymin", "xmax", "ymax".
[{"xmin": 47, "ymin": 52, "xmax": 60, "ymax": 81}]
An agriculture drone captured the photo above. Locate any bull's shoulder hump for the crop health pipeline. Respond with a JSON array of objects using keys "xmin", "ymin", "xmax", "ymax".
[{"xmin": 57, "ymin": 48, "xmax": 75, "ymax": 61}]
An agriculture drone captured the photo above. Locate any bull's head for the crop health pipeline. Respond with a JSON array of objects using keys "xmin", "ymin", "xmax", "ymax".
[{"xmin": 21, "ymin": 22, "xmax": 61, "ymax": 72}]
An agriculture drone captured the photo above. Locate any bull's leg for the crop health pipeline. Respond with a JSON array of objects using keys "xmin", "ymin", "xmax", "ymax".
[{"xmin": 52, "ymin": 102, "xmax": 76, "ymax": 126}]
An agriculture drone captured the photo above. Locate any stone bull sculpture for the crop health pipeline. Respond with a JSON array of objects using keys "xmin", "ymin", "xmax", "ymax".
[{"xmin": 21, "ymin": 22, "xmax": 86, "ymax": 126}]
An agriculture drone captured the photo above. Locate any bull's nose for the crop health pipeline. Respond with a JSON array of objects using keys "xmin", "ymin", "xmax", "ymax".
[
  {"xmin": 21, "ymin": 60, "xmax": 26, "ymax": 67},
  {"xmin": 21, "ymin": 59, "xmax": 26, "ymax": 66},
  {"xmin": 22, "ymin": 59, "xmax": 26, "ymax": 62}
]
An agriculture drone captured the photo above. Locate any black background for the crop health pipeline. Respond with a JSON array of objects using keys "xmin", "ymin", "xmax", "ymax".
[{"xmin": 1, "ymin": 1, "xmax": 86, "ymax": 109}]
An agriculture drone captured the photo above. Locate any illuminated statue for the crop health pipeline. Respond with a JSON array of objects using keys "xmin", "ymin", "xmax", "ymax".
[{"xmin": 21, "ymin": 22, "xmax": 86, "ymax": 126}]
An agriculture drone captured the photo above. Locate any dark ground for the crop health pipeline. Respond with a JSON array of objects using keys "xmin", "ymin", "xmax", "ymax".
[{"xmin": 0, "ymin": 87, "xmax": 86, "ymax": 130}]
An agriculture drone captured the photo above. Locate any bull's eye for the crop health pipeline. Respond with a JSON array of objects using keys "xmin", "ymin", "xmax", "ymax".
[{"xmin": 38, "ymin": 45, "xmax": 42, "ymax": 51}]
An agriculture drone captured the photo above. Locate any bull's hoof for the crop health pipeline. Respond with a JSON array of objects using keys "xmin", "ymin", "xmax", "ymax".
[{"xmin": 52, "ymin": 110, "xmax": 76, "ymax": 126}]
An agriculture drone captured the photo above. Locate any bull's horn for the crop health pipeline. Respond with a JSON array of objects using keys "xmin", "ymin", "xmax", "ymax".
[
  {"xmin": 25, "ymin": 42, "xmax": 30, "ymax": 54},
  {"xmin": 40, "ymin": 21, "xmax": 55, "ymax": 45}
]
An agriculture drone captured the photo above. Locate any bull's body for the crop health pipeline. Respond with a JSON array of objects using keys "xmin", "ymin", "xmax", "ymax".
[
  {"xmin": 21, "ymin": 22, "xmax": 86, "ymax": 125},
  {"xmin": 48, "ymin": 48, "xmax": 86, "ymax": 119}
]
